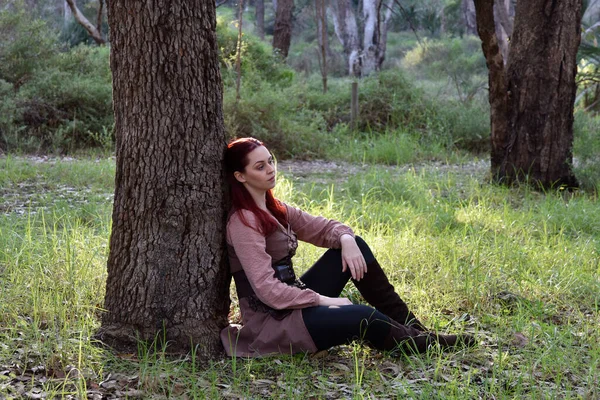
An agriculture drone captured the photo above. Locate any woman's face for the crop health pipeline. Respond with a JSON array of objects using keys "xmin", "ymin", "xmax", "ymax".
[{"xmin": 234, "ymin": 145, "xmax": 276, "ymax": 193}]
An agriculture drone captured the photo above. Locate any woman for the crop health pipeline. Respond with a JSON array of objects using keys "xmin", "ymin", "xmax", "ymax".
[{"xmin": 221, "ymin": 137, "xmax": 475, "ymax": 357}]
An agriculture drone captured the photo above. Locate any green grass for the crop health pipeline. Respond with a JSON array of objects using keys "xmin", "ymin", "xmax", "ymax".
[{"xmin": 1, "ymin": 156, "xmax": 599, "ymax": 398}]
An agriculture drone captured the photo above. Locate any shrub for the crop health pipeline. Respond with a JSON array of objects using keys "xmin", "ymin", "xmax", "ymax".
[
  {"xmin": 0, "ymin": 7, "xmax": 58, "ymax": 86},
  {"xmin": 403, "ymin": 36, "xmax": 487, "ymax": 103},
  {"xmin": 217, "ymin": 15, "xmax": 294, "ymax": 87},
  {"xmin": 573, "ymin": 111, "xmax": 600, "ymax": 191},
  {"xmin": 14, "ymin": 45, "xmax": 113, "ymax": 151}
]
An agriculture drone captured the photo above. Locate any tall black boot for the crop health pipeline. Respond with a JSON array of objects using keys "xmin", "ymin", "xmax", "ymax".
[
  {"xmin": 354, "ymin": 260, "xmax": 428, "ymax": 331},
  {"xmin": 381, "ymin": 320, "xmax": 476, "ymax": 354}
]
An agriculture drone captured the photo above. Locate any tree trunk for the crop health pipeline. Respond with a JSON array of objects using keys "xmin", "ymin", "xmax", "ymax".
[
  {"xmin": 376, "ymin": 0, "xmax": 394, "ymax": 70},
  {"xmin": 475, "ymin": 0, "xmax": 581, "ymax": 188},
  {"xmin": 361, "ymin": 0, "xmax": 380, "ymax": 76},
  {"xmin": 272, "ymin": 0, "xmax": 294, "ymax": 59},
  {"xmin": 63, "ymin": 0, "xmax": 72, "ymax": 28},
  {"xmin": 97, "ymin": 0, "xmax": 230, "ymax": 358},
  {"xmin": 255, "ymin": 0, "xmax": 265, "ymax": 40},
  {"xmin": 316, "ymin": 0, "xmax": 328, "ymax": 92},
  {"xmin": 462, "ymin": 0, "xmax": 478, "ymax": 35},
  {"xmin": 329, "ymin": 0, "xmax": 361, "ymax": 76}
]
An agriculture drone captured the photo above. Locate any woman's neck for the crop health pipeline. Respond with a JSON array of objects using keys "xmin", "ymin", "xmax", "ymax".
[{"xmin": 246, "ymin": 186, "xmax": 268, "ymax": 211}]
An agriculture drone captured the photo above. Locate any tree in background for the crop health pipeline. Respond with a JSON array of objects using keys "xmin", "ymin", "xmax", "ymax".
[
  {"xmin": 65, "ymin": 0, "xmax": 105, "ymax": 44},
  {"xmin": 475, "ymin": 0, "xmax": 582, "ymax": 188},
  {"xmin": 255, "ymin": 0, "xmax": 265, "ymax": 39},
  {"xmin": 328, "ymin": 0, "xmax": 394, "ymax": 77},
  {"xmin": 272, "ymin": 0, "xmax": 294, "ymax": 58},
  {"xmin": 97, "ymin": 0, "xmax": 230, "ymax": 358}
]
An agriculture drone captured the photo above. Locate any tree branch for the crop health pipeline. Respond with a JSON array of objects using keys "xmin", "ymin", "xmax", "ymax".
[
  {"xmin": 65, "ymin": 0, "xmax": 106, "ymax": 45},
  {"xmin": 97, "ymin": 0, "xmax": 104, "ymax": 33}
]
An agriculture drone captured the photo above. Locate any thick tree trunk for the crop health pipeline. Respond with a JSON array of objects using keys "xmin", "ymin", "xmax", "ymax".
[
  {"xmin": 255, "ymin": 0, "xmax": 265, "ymax": 40},
  {"xmin": 98, "ymin": 0, "xmax": 230, "ymax": 358},
  {"xmin": 475, "ymin": 0, "xmax": 581, "ymax": 188},
  {"xmin": 272, "ymin": 0, "xmax": 294, "ymax": 59}
]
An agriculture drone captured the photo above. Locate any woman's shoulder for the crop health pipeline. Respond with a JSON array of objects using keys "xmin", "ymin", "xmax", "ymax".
[{"xmin": 227, "ymin": 209, "xmax": 263, "ymax": 235}]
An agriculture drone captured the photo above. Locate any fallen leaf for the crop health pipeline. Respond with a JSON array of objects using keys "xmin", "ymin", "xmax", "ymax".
[{"xmin": 512, "ymin": 332, "xmax": 529, "ymax": 348}]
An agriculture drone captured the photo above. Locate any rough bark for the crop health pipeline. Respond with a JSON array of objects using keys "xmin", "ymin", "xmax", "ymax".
[
  {"xmin": 255, "ymin": 0, "xmax": 265, "ymax": 40},
  {"xmin": 272, "ymin": 0, "xmax": 294, "ymax": 59},
  {"xmin": 97, "ymin": 0, "xmax": 230, "ymax": 359},
  {"xmin": 475, "ymin": 0, "xmax": 581, "ymax": 188},
  {"xmin": 65, "ymin": 0, "xmax": 105, "ymax": 45}
]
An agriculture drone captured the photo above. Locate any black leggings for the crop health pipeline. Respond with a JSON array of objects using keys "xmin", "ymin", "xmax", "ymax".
[{"xmin": 300, "ymin": 236, "xmax": 393, "ymax": 351}]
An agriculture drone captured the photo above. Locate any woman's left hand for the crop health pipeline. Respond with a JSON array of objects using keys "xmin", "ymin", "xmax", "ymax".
[{"xmin": 340, "ymin": 234, "xmax": 367, "ymax": 281}]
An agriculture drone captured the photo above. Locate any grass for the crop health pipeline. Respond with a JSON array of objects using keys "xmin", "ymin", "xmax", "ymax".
[{"xmin": 1, "ymin": 155, "xmax": 599, "ymax": 398}]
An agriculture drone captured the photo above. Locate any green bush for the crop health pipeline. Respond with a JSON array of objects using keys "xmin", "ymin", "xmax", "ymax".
[
  {"xmin": 217, "ymin": 15, "xmax": 294, "ymax": 87},
  {"xmin": 0, "ymin": 7, "xmax": 58, "ymax": 86},
  {"xmin": 13, "ymin": 45, "xmax": 113, "ymax": 152},
  {"xmin": 404, "ymin": 36, "xmax": 487, "ymax": 103}
]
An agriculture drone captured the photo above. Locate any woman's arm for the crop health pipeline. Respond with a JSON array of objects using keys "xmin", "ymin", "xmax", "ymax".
[
  {"xmin": 228, "ymin": 211, "xmax": 320, "ymax": 310},
  {"xmin": 286, "ymin": 205, "xmax": 367, "ymax": 280},
  {"xmin": 286, "ymin": 204, "xmax": 354, "ymax": 249}
]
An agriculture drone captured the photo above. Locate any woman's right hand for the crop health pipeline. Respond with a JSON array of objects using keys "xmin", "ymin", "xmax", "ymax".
[{"xmin": 318, "ymin": 295, "xmax": 352, "ymax": 307}]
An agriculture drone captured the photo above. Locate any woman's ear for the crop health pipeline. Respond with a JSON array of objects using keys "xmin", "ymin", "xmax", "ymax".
[{"xmin": 234, "ymin": 171, "xmax": 246, "ymax": 183}]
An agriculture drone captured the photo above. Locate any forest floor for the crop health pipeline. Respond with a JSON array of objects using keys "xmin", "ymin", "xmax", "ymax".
[{"xmin": 1, "ymin": 155, "xmax": 598, "ymax": 399}]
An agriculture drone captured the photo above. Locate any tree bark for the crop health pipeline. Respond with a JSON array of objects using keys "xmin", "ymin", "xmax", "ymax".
[
  {"xmin": 475, "ymin": 0, "xmax": 582, "ymax": 188},
  {"xmin": 272, "ymin": 0, "xmax": 294, "ymax": 59},
  {"xmin": 65, "ymin": 0, "xmax": 106, "ymax": 45},
  {"xmin": 255, "ymin": 0, "xmax": 265, "ymax": 40},
  {"xmin": 98, "ymin": 0, "xmax": 230, "ymax": 358}
]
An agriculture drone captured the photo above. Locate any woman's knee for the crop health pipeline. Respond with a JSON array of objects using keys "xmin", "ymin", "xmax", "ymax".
[{"xmin": 354, "ymin": 236, "xmax": 375, "ymax": 263}]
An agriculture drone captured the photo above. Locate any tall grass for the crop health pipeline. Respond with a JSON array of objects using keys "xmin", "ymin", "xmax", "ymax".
[{"xmin": 1, "ymin": 156, "xmax": 599, "ymax": 398}]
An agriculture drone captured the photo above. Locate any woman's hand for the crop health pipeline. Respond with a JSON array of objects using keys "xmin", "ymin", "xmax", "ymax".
[
  {"xmin": 340, "ymin": 234, "xmax": 367, "ymax": 281},
  {"xmin": 318, "ymin": 295, "xmax": 352, "ymax": 307}
]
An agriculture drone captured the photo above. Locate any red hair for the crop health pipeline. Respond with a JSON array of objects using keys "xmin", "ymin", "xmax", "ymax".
[{"xmin": 224, "ymin": 137, "xmax": 287, "ymax": 235}]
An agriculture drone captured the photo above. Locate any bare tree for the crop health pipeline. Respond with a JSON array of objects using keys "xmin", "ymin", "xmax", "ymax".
[
  {"xmin": 65, "ymin": 0, "xmax": 105, "ymax": 45},
  {"xmin": 97, "ymin": 0, "xmax": 230, "ymax": 358},
  {"xmin": 475, "ymin": 0, "xmax": 582, "ymax": 188}
]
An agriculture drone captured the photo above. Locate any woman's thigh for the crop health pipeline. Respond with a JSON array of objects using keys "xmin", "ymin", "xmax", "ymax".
[{"xmin": 302, "ymin": 304, "xmax": 391, "ymax": 351}]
